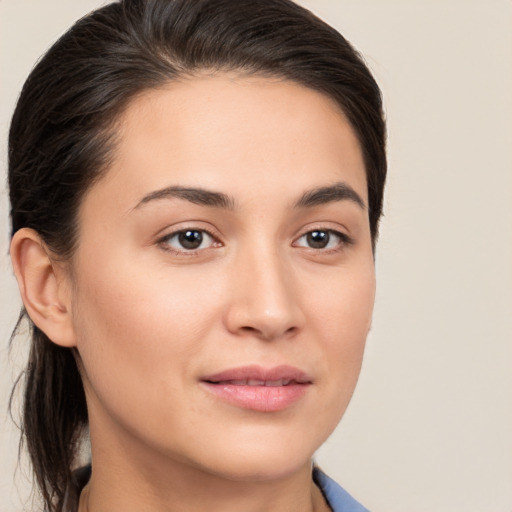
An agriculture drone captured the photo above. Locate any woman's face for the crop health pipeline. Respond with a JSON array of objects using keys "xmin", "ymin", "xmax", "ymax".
[{"xmin": 67, "ymin": 74, "xmax": 375, "ymax": 480}]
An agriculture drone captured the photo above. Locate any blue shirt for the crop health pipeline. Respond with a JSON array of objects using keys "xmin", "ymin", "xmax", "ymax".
[
  {"xmin": 66, "ymin": 465, "xmax": 369, "ymax": 511},
  {"xmin": 313, "ymin": 467, "xmax": 370, "ymax": 512}
]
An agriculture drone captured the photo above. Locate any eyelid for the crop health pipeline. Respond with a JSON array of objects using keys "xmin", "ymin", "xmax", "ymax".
[
  {"xmin": 292, "ymin": 226, "xmax": 354, "ymax": 251},
  {"xmin": 156, "ymin": 224, "xmax": 223, "ymax": 255}
]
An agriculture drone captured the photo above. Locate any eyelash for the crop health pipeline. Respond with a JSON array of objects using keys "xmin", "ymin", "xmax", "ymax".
[
  {"xmin": 157, "ymin": 228, "xmax": 221, "ymax": 255},
  {"xmin": 157, "ymin": 227, "xmax": 353, "ymax": 256},
  {"xmin": 293, "ymin": 229, "xmax": 354, "ymax": 253}
]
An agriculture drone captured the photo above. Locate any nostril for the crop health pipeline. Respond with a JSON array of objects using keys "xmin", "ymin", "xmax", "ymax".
[
  {"xmin": 240, "ymin": 326, "xmax": 258, "ymax": 333},
  {"xmin": 223, "ymin": 284, "xmax": 305, "ymax": 340},
  {"xmin": 237, "ymin": 324, "xmax": 299, "ymax": 341}
]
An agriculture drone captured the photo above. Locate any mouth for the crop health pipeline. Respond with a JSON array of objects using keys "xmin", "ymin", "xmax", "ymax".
[
  {"xmin": 206, "ymin": 378, "xmax": 300, "ymax": 387},
  {"xmin": 200, "ymin": 365, "xmax": 312, "ymax": 412}
]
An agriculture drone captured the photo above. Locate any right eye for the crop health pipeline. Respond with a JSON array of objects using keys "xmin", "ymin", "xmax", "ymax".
[{"xmin": 159, "ymin": 229, "xmax": 219, "ymax": 253}]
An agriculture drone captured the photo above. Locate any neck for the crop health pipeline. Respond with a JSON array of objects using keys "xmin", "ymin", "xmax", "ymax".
[
  {"xmin": 78, "ymin": 422, "xmax": 330, "ymax": 512},
  {"xmin": 79, "ymin": 461, "xmax": 329, "ymax": 512}
]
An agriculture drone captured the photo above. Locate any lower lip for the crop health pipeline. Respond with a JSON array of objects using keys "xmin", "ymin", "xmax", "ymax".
[{"xmin": 201, "ymin": 382, "xmax": 309, "ymax": 412}]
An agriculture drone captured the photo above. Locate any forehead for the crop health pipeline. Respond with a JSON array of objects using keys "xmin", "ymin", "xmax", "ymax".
[{"xmin": 86, "ymin": 73, "xmax": 367, "ymax": 211}]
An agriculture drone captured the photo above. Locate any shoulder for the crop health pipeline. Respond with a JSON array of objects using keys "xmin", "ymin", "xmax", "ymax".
[{"xmin": 313, "ymin": 467, "xmax": 370, "ymax": 512}]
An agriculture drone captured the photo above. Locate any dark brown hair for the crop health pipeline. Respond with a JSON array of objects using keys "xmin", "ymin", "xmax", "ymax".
[{"xmin": 8, "ymin": 0, "xmax": 386, "ymax": 510}]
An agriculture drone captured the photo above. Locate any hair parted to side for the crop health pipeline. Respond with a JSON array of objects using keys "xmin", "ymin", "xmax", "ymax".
[{"xmin": 8, "ymin": 0, "xmax": 386, "ymax": 510}]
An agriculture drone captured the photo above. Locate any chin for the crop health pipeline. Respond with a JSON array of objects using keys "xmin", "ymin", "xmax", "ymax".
[
  {"xmin": 199, "ymin": 450, "xmax": 313, "ymax": 483},
  {"xmin": 176, "ymin": 421, "xmax": 332, "ymax": 483}
]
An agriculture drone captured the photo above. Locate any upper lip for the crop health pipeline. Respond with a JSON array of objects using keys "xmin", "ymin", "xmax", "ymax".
[{"xmin": 201, "ymin": 365, "xmax": 312, "ymax": 385}]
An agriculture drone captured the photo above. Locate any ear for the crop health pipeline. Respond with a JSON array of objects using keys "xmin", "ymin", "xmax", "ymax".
[{"xmin": 10, "ymin": 228, "xmax": 76, "ymax": 347}]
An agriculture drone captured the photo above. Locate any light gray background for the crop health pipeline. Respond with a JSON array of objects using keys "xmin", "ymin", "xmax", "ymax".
[{"xmin": 1, "ymin": 1, "xmax": 511, "ymax": 511}]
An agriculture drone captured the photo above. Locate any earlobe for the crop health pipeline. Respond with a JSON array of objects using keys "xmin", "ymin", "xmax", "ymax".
[{"xmin": 10, "ymin": 228, "xmax": 76, "ymax": 348}]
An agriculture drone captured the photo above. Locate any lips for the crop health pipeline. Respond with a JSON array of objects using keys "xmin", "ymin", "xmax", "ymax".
[
  {"xmin": 201, "ymin": 365, "xmax": 312, "ymax": 412},
  {"xmin": 212, "ymin": 378, "xmax": 295, "ymax": 387}
]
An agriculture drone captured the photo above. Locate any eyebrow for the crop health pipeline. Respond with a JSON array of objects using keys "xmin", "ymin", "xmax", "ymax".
[
  {"xmin": 132, "ymin": 181, "xmax": 365, "ymax": 212},
  {"xmin": 294, "ymin": 182, "xmax": 366, "ymax": 210},
  {"xmin": 133, "ymin": 186, "xmax": 235, "ymax": 210}
]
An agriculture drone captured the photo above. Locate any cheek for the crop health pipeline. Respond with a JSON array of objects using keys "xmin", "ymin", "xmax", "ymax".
[
  {"xmin": 305, "ymin": 261, "xmax": 375, "ymax": 391},
  {"xmin": 69, "ymin": 250, "xmax": 223, "ymax": 394},
  {"xmin": 288, "ymin": 261, "xmax": 375, "ymax": 446},
  {"xmin": 305, "ymin": 258, "xmax": 375, "ymax": 339}
]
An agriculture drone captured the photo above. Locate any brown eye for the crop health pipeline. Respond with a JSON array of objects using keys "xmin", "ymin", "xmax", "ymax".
[
  {"xmin": 306, "ymin": 230, "xmax": 330, "ymax": 249},
  {"xmin": 178, "ymin": 230, "xmax": 203, "ymax": 249},
  {"xmin": 294, "ymin": 229, "xmax": 351, "ymax": 250},
  {"xmin": 161, "ymin": 229, "xmax": 216, "ymax": 252}
]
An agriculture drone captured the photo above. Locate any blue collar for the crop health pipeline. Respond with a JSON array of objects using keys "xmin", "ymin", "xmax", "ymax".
[
  {"xmin": 313, "ymin": 467, "xmax": 370, "ymax": 512},
  {"xmin": 66, "ymin": 464, "xmax": 369, "ymax": 512}
]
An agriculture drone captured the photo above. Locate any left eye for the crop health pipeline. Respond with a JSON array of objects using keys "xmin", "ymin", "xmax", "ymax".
[
  {"xmin": 161, "ymin": 229, "xmax": 216, "ymax": 251},
  {"xmin": 294, "ymin": 230, "xmax": 345, "ymax": 250}
]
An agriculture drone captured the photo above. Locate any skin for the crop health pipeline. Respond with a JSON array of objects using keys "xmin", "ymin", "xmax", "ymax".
[{"xmin": 11, "ymin": 74, "xmax": 375, "ymax": 512}]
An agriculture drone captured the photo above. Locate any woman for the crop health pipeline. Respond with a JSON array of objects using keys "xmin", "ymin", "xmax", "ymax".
[{"xmin": 8, "ymin": 0, "xmax": 386, "ymax": 511}]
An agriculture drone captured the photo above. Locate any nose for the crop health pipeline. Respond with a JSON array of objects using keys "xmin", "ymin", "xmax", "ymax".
[{"xmin": 223, "ymin": 247, "xmax": 305, "ymax": 341}]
